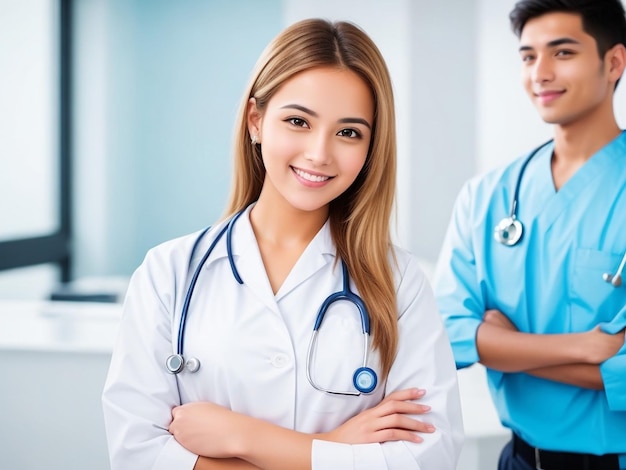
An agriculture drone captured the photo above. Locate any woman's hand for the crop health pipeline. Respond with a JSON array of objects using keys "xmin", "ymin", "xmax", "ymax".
[
  {"xmin": 321, "ymin": 388, "xmax": 434, "ymax": 444},
  {"xmin": 170, "ymin": 402, "xmax": 248, "ymax": 458}
]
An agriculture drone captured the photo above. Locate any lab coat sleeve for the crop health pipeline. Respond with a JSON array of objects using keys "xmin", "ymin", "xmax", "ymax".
[
  {"xmin": 432, "ymin": 181, "xmax": 485, "ymax": 369},
  {"xmin": 102, "ymin": 246, "xmax": 198, "ymax": 470},
  {"xmin": 312, "ymin": 256, "xmax": 464, "ymax": 469},
  {"xmin": 600, "ymin": 303, "xmax": 626, "ymax": 410}
]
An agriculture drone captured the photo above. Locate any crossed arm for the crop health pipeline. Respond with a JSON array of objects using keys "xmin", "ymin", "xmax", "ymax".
[
  {"xmin": 476, "ymin": 309, "xmax": 625, "ymax": 390},
  {"xmin": 168, "ymin": 388, "xmax": 434, "ymax": 470}
]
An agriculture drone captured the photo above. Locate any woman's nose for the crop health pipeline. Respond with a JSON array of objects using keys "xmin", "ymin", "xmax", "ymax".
[{"xmin": 304, "ymin": 134, "xmax": 332, "ymax": 165}]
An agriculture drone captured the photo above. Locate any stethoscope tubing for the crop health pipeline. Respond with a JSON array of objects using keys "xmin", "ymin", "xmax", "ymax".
[
  {"xmin": 177, "ymin": 224, "xmax": 227, "ymax": 357},
  {"xmin": 168, "ymin": 209, "xmax": 378, "ymax": 394},
  {"xmin": 312, "ymin": 262, "xmax": 370, "ymax": 334},
  {"xmin": 306, "ymin": 261, "xmax": 374, "ymax": 396},
  {"xmin": 177, "ymin": 211, "xmax": 247, "ymax": 356},
  {"xmin": 495, "ymin": 139, "xmax": 625, "ymax": 288}
]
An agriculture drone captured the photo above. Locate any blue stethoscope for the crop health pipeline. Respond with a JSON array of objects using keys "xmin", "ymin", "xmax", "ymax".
[
  {"xmin": 165, "ymin": 210, "xmax": 378, "ymax": 395},
  {"xmin": 494, "ymin": 140, "xmax": 625, "ymax": 287}
]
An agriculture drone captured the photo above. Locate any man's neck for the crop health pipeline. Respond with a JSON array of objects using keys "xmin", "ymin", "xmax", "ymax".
[
  {"xmin": 552, "ymin": 116, "xmax": 621, "ymax": 164},
  {"xmin": 550, "ymin": 116, "xmax": 621, "ymax": 190}
]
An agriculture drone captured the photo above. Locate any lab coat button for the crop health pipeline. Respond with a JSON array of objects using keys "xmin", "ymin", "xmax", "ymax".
[{"xmin": 271, "ymin": 353, "xmax": 289, "ymax": 368}]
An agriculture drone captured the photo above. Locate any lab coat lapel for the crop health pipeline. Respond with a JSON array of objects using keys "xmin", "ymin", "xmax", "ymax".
[
  {"xmin": 536, "ymin": 134, "xmax": 626, "ymax": 233},
  {"xmin": 228, "ymin": 208, "xmax": 281, "ymax": 315},
  {"xmin": 226, "ymin": 210, "xmax": 335, "ymax": 309}
]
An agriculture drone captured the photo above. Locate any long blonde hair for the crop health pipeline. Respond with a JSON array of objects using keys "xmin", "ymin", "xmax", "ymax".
[{"xmin": 225, "ymin": 19, "xmax": 398, "ymax": 379}]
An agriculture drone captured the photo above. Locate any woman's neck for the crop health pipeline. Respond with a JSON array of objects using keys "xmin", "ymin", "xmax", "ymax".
[{"xmin": 250, "ymin": 195, "xmax": 328, "ymax": 249}]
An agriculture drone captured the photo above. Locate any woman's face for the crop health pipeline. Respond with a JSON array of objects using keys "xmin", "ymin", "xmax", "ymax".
[{"xmin": 249, "ymin": 66, "xmax": 374, "ymax": 215}]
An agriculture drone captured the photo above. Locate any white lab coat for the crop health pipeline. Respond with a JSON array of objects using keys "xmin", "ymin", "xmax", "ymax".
[{"xmin": 102, "ymin": 206, "xmax": 464, "ymax": 469}]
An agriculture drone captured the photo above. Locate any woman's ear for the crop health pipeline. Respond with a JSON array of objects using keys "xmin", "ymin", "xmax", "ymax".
[{"xmin": 247, "ymin": 98, "xmax": 262, "ymax": 143}]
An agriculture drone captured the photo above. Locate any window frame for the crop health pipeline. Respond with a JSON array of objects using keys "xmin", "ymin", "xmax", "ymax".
[{"xmin": 0, "ymin": 0, "xmax": 73, "ymax": 282}]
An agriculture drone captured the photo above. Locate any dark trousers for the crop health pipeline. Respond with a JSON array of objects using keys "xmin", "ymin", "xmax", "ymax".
[
  {"xmin": 499, "ymin": 440, "xmax": 535, "ymax": 470},
  {"xmin": 498, "ymin": 435, "xmax": 620, "ymax": 470}
]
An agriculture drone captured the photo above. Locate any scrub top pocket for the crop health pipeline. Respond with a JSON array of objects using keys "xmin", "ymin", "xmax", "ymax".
[{"xmin": 570, "ymin": 248, "xmax": 626, "ymax": 331}]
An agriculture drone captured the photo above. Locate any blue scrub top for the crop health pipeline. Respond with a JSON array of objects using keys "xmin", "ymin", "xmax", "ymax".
[{"xmin": 434, "ymin": 132, "xmax": 626, "ymax": 465}]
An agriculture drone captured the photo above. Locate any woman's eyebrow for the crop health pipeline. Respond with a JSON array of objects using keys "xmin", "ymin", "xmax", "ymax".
[{"xmin": 338, "ymin": 117, "xmax": 371, "ymax": 129}]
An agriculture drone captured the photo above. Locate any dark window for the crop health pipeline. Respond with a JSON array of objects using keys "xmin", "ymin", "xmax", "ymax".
[{"xmin": 0, "ymin": 0, "xmax": 72, "ymax": 283}]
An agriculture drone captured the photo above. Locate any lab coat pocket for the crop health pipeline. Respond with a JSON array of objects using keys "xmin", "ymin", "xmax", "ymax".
[{"xmin": 570, "ymin": 248, "xmax": 626, "ymax": 331}]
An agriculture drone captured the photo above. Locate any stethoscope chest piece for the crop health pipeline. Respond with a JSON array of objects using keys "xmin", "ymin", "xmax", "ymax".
[
  {"xmin": 165, "ymin": 354, "xmax": 185, "ymax": 374},
  {"xmin": 494, "ymin": 216, "xmax": 523, "ymax": 246},
  {"xmin": 165, "ymin": 354, "xmax": 201, "ymax": 374},
  {"xmin": 353, "ymin": 367, "xmax": 377, "ymax": 394}
]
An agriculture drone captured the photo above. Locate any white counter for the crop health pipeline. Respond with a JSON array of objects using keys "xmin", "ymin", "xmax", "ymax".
[
  {"xmin": 0, "ymin": 300, "xmax": 509, "ymax": 470},
  {"xmin": 0, "ymin": 300, "xmax": 121, "ymax": 470}
]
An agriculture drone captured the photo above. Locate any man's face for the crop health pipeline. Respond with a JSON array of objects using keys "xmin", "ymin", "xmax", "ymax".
[{"xmin": 519, "ymin": 12, "xmax": 616, "ymax": 126}]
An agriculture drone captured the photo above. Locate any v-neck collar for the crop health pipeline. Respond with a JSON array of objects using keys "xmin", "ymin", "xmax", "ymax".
[
  {"xmin": 224, "ymin": 205, "xmax": 336, "ymax": 312},
  {"xmin": 523, "ymin": 132, "xmax": 626, "ymax": 232}
]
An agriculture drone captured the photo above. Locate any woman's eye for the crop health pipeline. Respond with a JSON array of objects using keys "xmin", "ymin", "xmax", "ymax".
[
  {"xmin": 338, "ymin": 128, "xmax": 360, "ymax": 138},
  {"xmin": 287, "ymin": 117, "xmax": 308, "ymax": 128}
]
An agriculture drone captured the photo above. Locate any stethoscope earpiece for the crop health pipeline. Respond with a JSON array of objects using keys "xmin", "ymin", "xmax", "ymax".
[
  {"xmin": 603, "ymin": 271, "xmax": 623, "ymax": 287},
  {"xmin": 603, "ymin": 251, "xmax": 626, "ymax": 287}
]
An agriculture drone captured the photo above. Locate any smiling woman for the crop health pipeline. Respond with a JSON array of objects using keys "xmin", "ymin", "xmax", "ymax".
[
  {"xmin": 102, "ymin": 17, "xmax": 463, "ymax": 470},
  {"xmin": 247, "ymin": 67, "xmax": 374, "ymax": 292}
]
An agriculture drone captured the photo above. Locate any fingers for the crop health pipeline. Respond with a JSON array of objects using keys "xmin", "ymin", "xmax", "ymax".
[
  {"xmin": 381, "ymin": 387, "xmax": 426, "ymax": 403},
  {"xmin": 374, "ymin": 389, "xmax": 436, "ymax": 442},
  {"xmin": 377, "ymin": 389, "xmax": 430, "ymax": 417},
  {"xmin": 379, "ymin": 399, "xmax": 431, "ymax": 416},
  {"xmin": 374, "ymin": 427, "xmax": 428, "ymax": 444},
  {"xmin": 363, "ymin": 414, "xmax": 435, "ymax": 444},
  {"xmin": 374, "ymin": 398, "xmax": 430, "ymax": 418},
  {"xmin": 377, "ymin": 412, "xmax": 435, "ymax": 434}
]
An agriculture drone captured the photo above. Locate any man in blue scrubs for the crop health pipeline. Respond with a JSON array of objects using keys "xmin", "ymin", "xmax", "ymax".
[{"xmin": 434, "ymin": 0, "xmax": 626, "ymax": 468}]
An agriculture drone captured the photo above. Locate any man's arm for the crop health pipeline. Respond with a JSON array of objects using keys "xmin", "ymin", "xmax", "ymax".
[
  {"xmin": 476, "ymin": 320, "xmax": 586, "ymax": 371},
  {"xmin": 479, "ymin": 309, "xmax": 624, "ymax": 388},
  {"xmin": 525, "ymin": 364, "xmax": 603, "ymax": 390}
]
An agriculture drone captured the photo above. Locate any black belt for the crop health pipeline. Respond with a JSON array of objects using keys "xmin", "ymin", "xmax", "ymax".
[{"xmin": 513, "ymin": 433, "xmax": 619, "ymax": 470}]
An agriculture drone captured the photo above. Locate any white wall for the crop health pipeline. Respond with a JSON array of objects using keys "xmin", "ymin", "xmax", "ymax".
[{"xmin": 72, "ymin": 0, "xmax": 284, "ymax": 279}]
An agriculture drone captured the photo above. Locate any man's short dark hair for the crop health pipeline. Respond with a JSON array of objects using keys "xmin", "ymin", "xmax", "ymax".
[{"xmin": 510, "ymin": 0, "xmax": 626, "ymax": 58}]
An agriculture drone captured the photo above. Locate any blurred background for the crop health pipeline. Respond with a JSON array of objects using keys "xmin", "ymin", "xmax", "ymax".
[{"xmin": 1, "ymin": 0, "xmax": 625, "ymax": 469}]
